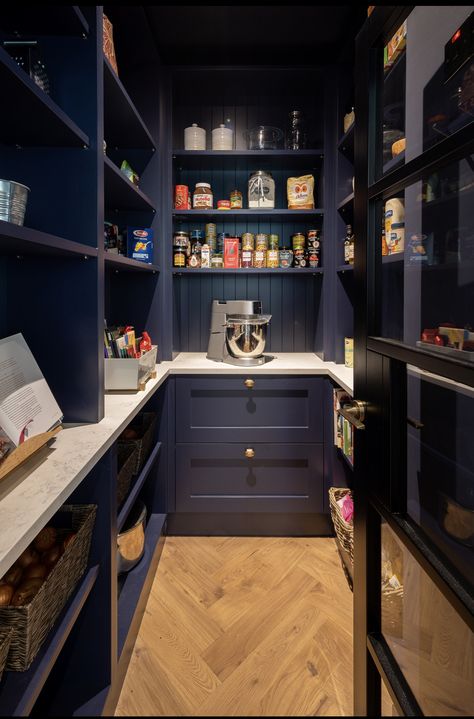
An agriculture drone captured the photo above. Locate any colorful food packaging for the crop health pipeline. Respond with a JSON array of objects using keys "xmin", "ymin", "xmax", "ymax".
[{"xmin": 287, "ymin": 175, "xmax": 315, "ymax": 209}]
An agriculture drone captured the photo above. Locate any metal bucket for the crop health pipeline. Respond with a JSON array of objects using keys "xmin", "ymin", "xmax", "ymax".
[{"xmin": 0, "ymin": 180, "xmax": 30, "ymax": 226}]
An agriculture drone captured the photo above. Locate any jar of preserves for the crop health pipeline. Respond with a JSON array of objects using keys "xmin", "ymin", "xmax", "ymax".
[
  {"xmin": 230, "ymin": 189, "xmax": 243, "ymax": 209},
  {"xmin": 242, "ymin": 232, "xmax": 255, "ymax": 250},
  {"xmin": 253, "ymin": 250, "xmax": 266, "ymax": 268},
  {"xmin": 173, "ymin": 231, "xmax": 190, "ymax": 268},
  {"xmin": 193, "ymin": 182, "xmax": 213, "ymax": 209},
  {"xmin": 266, "ymin": 249, "xmax": 279, "ymax": 268},
  {"xmin": 291, "ymin": 232, "xmax": 305, "ymax": 251}
]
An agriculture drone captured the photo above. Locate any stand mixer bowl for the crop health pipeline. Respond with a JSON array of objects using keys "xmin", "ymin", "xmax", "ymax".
[{"xmin": 225, "ymin": 314, "xmax": 272, "ymax": 359}]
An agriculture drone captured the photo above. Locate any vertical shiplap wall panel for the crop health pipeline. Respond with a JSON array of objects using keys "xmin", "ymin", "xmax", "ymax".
[{"xmin": 173, "ymin": 274, "xmax": 321, "ymax": 354}]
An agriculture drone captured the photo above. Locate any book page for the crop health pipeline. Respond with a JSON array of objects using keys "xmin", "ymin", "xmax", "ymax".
[{"xmin": 0, "ymin": 334, "xmax": 63, "ymax": 446}]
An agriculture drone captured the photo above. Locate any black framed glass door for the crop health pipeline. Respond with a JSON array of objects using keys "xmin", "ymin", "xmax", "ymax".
[{"xmin": 353, "ymin": 6, "xmax": 474, "ymax": 716}]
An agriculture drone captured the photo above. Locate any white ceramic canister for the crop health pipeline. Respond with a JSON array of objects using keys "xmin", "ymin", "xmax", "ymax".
[
  {"xmin": 212, "ymin": 123, "xmax": 233, "ymax": 150},
  {"xmin": 184, "ymin": 123, "xmax": 206, "ymax": 150}
]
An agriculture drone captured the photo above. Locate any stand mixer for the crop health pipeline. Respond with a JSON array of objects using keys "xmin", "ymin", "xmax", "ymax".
[{"xmin": 206, "ymin": 300, "xmax": 272, "ymax": 367}]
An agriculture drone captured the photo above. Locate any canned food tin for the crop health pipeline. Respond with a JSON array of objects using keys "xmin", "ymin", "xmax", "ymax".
[
  {"xmin": 307, "ymin": 229, "xmax": 320, "ymax": 248},
  {"xmin": 279, "ymin": 248, "xmax": 293, "ymax": 268},
  {"xmin": 241, "ymin": 249, "xmax": 253, "ymax": 268},
  {"xmin": 173, "ymin": 250, "xmax": 186, "ymax": 268},
  {"xmin": 205, "ymin": 222, "xmax": 217, "ymax": 237},
  {"xmin": 174, "ymin": 184, "xmax": 189, "ymax": 210},
  {"xmin": 266, "ymin": 249, "xmax": 279, "ymax": 268},
  {"xmin": 217, "ymin": 199, "xmax": 231, "ymax": 210},
  {"xmin": 211, "ymin": 254, "xmax": 224, "ymax": 268},
  {"xmin": 293, "ymin": 248, "xmax": 308, "ymax": 267},
  {"xmin": 268, "ymin": 234, "xmax": 279, "ymax": 250},
  {"xmin": 256, "ymin": 233, "xmax": 268, "ymax": 251},
  {"xmin": 253, "ymin": 250, "xmax": 266, "ymax": 268},
  {"xmin": 292, "ymin": 232, "xmax": 305, "ymax": 250},
  {"xmin": 308, "ymin": 248, "xmax": 320, "ymax": 267},
  {"xmin": 242, "ymin": 232, "xmax": 255, "ymax": 250}
]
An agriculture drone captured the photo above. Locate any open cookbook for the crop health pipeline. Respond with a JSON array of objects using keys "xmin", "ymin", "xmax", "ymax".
[{"xmin": 0, "ymin": 333, "xmax": 63, "ymax": 461}]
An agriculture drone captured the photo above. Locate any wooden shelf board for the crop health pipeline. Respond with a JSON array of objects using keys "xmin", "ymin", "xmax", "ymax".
[
  {"xmin": 1, "ymin": 6, "xmax": 89, "ymax": 37},
  {"xmin": 337, "ymin": 192, "xmax": 354, "ymax": 212},
  {"xmin": 172, "ymin": 209, "xmax": 324, "ymax": 219},
  {"xmin": 117, "ymin": 441, "xmax": 163, "ymax": 532},
  {"xmin": 0, "ymin": 565, "xmax": 99, "ymax": 717},
  {"xmin": 103, "ymin": 57, "xmax": 155, "ymax": 151},
  {"xmin": 104, "ymin": 156, "xmax": 156, "ymax": 212},
  {"xmin": 104, "ymin": 253, "xmax": 159, "ymax": 273},
  {"xmin": 117, "ymin": 513, "xmax": 167, "ymax": 658},
  {"xmin": 172, "ymin": 267, "xmax": 323, "ymax": 275},
  {"xmin": 0, "ymin": 45, "xmax": 89, "ymax": 147},
  {"xmin": 0, "ymin": 220, "xmax": 98, "ymax": 258}
]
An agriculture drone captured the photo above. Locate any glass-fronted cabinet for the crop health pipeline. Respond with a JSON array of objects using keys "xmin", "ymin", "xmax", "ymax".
[{"xmin": 353, "ymin": 6, "xmax": 474, "ymax": 717}]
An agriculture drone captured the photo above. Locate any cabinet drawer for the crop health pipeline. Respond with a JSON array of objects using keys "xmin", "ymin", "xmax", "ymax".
[
  {"xmin": 176, "ymin": 443, "xmax": 323, "ymax": 513},
  {"xmin": 175, "ymin": 377, "xmax": 323, "ymax": 443}
]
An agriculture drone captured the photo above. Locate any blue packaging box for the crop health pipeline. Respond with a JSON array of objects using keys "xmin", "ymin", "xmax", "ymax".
[{"xmin": 127, "ymin": 227, "xmax": 154, "ymax": 264}]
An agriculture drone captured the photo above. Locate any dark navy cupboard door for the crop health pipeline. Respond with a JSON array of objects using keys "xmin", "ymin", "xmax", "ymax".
[
  {"xmin": 175, "ymin": 376, "xmax": 323, "ymax": 443},
  {"xmin": 175, "ymin": 443, "xmax": 323, "ymax": 513}
]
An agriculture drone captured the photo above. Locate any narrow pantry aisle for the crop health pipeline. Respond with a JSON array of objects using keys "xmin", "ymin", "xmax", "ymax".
[{"xmin": 115, "ymin": 537, "xmax": 353, "ymax": 716}]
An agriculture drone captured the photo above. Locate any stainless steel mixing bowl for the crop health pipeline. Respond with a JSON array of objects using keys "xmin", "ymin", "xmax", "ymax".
[{"xmin": 225, "ymin": 314, "xmax": 272, "ymax": 359}]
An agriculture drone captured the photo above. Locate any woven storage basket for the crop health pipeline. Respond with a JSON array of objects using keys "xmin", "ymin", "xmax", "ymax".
[
  {"xmin": 328, "ymin": 487, "xmax": 354, "ymax": 564},
  {"xmin": 117, "ymin": 444, "xmax": 138, "ymax": 506},
  {"xmin": 0, "ymin": 504, "xmax": 96, "ymax": 671},
  {"xmin": 119, "ymin": 412, "xmax": 157, "ymax": 476},
  {"xmin": 0, "ymin": 628, "xmax": 13, "ymax": 680}
]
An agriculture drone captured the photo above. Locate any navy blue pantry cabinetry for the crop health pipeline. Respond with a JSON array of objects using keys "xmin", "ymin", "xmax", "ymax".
[
  {"xmin": 176, "ymin": 443, "xmax": 323, "ymax": 514},
  {"xmin": 175, "ymin": 376, "xmax": 323, "ymax": 443},
  {"xmin": 169, "ymin": 376, "xmax": 329, "ymax": 535}
]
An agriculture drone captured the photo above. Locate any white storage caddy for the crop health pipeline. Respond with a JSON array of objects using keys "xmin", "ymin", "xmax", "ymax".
[{"xmin": 105, "ymin": 345, "xmax": 158, "ymax": 391}]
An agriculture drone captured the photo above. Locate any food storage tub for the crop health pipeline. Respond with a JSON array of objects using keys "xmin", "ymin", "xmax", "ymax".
[{"xmin": 105, "ymin": 345, "xmax": 158, "ymax": 391}]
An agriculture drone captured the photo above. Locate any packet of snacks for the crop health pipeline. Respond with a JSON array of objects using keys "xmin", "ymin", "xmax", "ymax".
[{"xmin": 287, "ymin": 174, "xmax": 315, "ymax": 209}]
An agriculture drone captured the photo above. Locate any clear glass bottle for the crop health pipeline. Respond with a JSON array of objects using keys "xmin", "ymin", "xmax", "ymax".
[{"xmin": 286, "ymin": 110, "xmax": 307, "ymax": 150}]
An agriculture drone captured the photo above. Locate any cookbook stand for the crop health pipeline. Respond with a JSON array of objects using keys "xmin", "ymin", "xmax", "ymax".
[{"xmin": 0, "ymin": 426, "xmax": 62, "ymax": 482}]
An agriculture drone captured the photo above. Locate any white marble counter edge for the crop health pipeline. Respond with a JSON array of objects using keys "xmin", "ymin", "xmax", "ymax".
[{"xmin": 0, "ymin": 354, "xmax": 352, "ymax": 575}]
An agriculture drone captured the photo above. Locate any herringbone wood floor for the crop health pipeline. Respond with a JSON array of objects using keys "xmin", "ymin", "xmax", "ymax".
[{"xmin": 115, "ymin": 536, "xmax": 353, "ymax": 716}]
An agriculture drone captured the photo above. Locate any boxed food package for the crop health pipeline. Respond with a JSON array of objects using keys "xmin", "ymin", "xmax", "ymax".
[
  {"xmin": 127, "ymin": 228, "xmax": 154, "ymax": 264},
  {"xmin": 224, "ymin": 237, "xmax": 240, "ymax": 268},
  {"xmin": 287, "ymin": 175, "xmax": 315, "ymax": 210},
  {"xmin": 103, "ymin": 14, "xmax": 119, "ymax": 76},
  {"xmin": 384, "ymin": 20, "xmax": 407, "ymax": 70}
]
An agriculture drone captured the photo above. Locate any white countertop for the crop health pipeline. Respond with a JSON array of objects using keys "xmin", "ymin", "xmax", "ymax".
[{"xmin": 0, "ymin": 353, "xmax": 352, "ymax": 575}]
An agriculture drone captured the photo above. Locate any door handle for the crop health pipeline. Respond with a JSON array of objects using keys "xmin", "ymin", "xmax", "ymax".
[
  {"xmin": 338, "ymin": 400, "xmax": 367, "ymax": 430},
  {"xmin": 245, "ymin": 448, "xmax": 255, "ymax": 458},
  {"xmin": 244, "ymin": 378, "xmax": 255, "ymax": 389}
]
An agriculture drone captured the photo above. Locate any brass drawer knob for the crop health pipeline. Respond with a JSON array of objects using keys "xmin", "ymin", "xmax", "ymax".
[
  {"xmin": 245, "ymin": 448, "xmax": 255, "ymax": 458},
  {"xmin": 244, "ymin": 378, "xmax": 255, "ymax": 389}
]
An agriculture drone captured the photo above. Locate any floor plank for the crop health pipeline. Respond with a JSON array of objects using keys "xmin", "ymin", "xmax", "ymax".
[{"xmin": 115, "ymin": 536, "xmax": 354, "ymax": 716}]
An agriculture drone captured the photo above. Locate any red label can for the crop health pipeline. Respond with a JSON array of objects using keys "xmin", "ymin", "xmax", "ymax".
[{"xmin": 174, "ymin": 184, "xmax": 189, "ymax": 210}]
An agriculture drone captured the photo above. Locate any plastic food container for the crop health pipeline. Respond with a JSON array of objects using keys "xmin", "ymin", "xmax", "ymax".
[{"xmin": 117, "ymin": 500, "xmax": 147, "ymax": 573}]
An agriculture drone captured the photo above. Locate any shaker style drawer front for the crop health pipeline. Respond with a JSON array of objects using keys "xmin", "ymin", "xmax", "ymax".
[
  {"xmin": 176, "ymin": 443, "xmax": 323, "ymax": 513},
  {"xmin": 175, "ymin": 377, "xmax": 323, "ymax": 443}
]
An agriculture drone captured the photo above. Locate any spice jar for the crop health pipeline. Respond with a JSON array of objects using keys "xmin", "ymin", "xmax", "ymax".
[
  {"xmin": 230, "ymin": 189, "xmax": 243, "ymax": 209},
  {"xmin": 193, "ymin": 182, "xmax": 213, "ymax": 209},
  {"xmin": 248, "ymin": 170, "xmax": 275, "ymax": 209}
]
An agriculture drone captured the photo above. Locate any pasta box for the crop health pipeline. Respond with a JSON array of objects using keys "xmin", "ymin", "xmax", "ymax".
[{"xmin": 127, "ymin": 228, "xmax": 154, "ymax": 264}]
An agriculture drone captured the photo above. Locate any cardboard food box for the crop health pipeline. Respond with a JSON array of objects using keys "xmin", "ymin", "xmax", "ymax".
[
  {"xmin": 127, "ymin": 227, "xmax": 154, "ymax": 264},
  {"xmin": 224, "ymin": 237, "xmax": 240, "ymax": 268}
]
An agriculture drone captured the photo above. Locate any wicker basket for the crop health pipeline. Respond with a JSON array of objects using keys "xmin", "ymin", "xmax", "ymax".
[
  {"xmin": 328, "ymin": 487, "xmax": 354, "ymax": 564},
  {"xmin": 118, "ymin": 412, "xmax": 157, "ymax": 476},
  {"xmin": 117, "ymin": 444, "xmax": 138, "ymax": 506},
  {"xmin": 0, "ymin": 504, "xmax": 97, "ymax": 671},
  {"xmin": 0, "ymin": 628, "xmax": 13, "ymax": 680}
]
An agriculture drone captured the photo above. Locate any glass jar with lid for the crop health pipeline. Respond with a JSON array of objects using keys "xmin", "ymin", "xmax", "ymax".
[
  {"xmin": 193, "ymin": 182, "xmax": 213, "ymax": 209},
  {"xmin": 286, "ymin": 110, "xmax": 307, "ymax": 150},
  {"xmin": 248, "ymin": 171, "xmax": 275, "ymax": 209}
]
